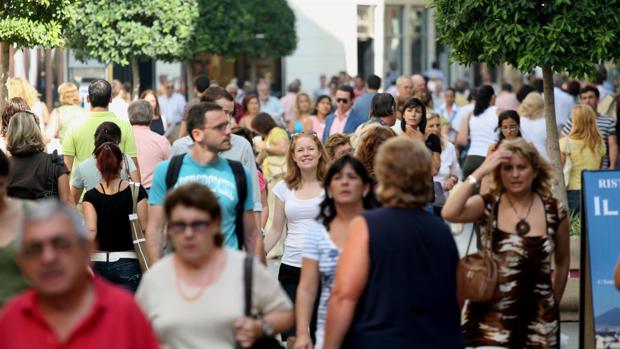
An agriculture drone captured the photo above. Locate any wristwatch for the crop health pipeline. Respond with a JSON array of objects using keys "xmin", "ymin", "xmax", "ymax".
[
  {"xmin": 466, "ymin": 175, "xmax": 479, "ymax": 191},
  {"xmin": 260, "ymin": 318, "xmax": 274, "ymax": 337}
]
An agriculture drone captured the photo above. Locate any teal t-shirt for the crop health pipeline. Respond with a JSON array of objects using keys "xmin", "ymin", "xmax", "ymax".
[{"xmin": 149, "ymin": 155, "xmax": 254, "ymax": 248}]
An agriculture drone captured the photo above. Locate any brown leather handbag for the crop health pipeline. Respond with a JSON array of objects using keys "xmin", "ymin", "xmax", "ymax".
[{"xmin": 456, "ymin": 196, "xmax": 499, "ymax": 305}]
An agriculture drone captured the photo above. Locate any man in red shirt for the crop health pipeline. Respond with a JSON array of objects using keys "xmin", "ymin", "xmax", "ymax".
[{"xmin": 0, "ymin": 200, "xmax": 159, "ymax": 349}]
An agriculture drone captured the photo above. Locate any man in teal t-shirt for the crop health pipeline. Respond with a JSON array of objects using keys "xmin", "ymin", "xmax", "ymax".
[{"xmin": 146, "ymin": 102, "xmax": 260, "ymax": 263}]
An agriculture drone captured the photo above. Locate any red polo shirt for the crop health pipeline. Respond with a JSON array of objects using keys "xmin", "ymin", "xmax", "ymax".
[{"xmin": 0, "ymin": 278, "xmax": 159, "ymax": 349}]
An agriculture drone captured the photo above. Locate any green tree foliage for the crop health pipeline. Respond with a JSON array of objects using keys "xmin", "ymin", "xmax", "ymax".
[
  {"xmin": 241, "ymin": 0, "xmax": 297, "ymax": 57},
  {"xmin": 432, "ymin": 0, "xmax": 620, "ymax": 205},
  {"xmin": 0, "ymin": 0, "xmax": 77, "ymax": 112},
  {"xmin": 68, "ymin": 0, "xmax": 199, "ymax": 96}
]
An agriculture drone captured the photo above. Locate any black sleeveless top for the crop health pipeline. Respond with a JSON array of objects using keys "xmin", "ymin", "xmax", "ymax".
[{"xmin": 342, "ymin": 207, "xmax": 464, "ymax": 349}]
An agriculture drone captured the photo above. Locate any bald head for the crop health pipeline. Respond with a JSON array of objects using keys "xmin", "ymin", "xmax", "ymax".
[{"xmin": 411, "ymin": 74, "xmax": 426, "ymax": 93}]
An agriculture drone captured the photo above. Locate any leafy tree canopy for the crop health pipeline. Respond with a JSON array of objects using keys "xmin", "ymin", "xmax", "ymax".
[
  {"xmin": 432, "ymin": 0, "xmax": 620, "ymax": 77},
  {"xmin": 68, "ymin": 0, "xmax": 198, "ymax": 64},
  {"xmin": 240, "ymin": 0, "xmax": 297, "ymax": 58},
  {"xmin": 0, "ymin": 0, "xmax": 76, "ymax": 48}
]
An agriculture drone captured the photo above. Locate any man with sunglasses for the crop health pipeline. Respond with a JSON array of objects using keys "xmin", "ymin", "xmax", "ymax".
[
  {"xmin": 0, "ymin": 200, "xmax": 158, "ymax": 349},
  {"xmin": 147, "ymin": 102, "xmax": 261, "ymax": 264},
  {"xmin": 322, "ymin": 85, "xmax": 366, "ymax": 143}
]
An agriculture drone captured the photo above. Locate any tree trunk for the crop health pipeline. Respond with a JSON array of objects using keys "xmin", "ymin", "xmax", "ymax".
[
  {"xmin": 131, "ymin": 57, "xmax": 140, "ymax": 101},
  {"xmin": 185, "ymin": 60, "xmax": 194, "ymax": 100},
  {"xmin": 0, "ymin": 42, "xmax": 10, "ymax": 115},
  {"xmin": 45, "ymin": 48, "xmax": 53, "ymax": 115},
  {"xmin": 542, "ymin": 63, "xmax": 568, "ymax": 208}
]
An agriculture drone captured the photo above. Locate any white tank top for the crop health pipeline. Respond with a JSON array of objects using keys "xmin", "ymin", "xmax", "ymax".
[{"xmin": 468, "ymin": 106, "xmax": 498, "ymax": 156}]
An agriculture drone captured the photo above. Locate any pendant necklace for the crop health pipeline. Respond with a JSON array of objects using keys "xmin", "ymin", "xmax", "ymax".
[{"xmin": 506, "ymin": 194, "xmax": 535, "ymax": 236}]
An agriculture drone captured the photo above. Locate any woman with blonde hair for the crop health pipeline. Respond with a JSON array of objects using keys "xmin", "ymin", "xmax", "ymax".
[
  {"xmin": 324, "ymin": 137, "xmax": 463, "ymax": 348},
  {"xmin": 443, "ymin": 138, "xmax": 569, "ymax": 348},
  {"xmin": 6, "ymin": 112, "xmax": 70, "ymax": 203},
  {"xmin": 47, "ymin": 82, "xmax": 87, "ymax": 142},
  {"xmin": 517, "ymin": 92, "xmax": 548, "ymax": 159},
  {"xmin": 7, "ymin": 77, "xmax": 49, "ymax": 128},
  {"xmin": 289, "ymin": 92, "xmax": 313, "ymax": 134},
  {"xmin": 264, "ymin": 131, "xmax": 328, "ymax": 348},
  {"xmin": 560, "ymin": 105, "xmax": 605, "ymax": 214}
]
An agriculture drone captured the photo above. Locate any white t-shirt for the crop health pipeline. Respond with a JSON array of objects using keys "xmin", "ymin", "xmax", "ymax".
[
  {"xmin": 520, "ymin": 117, "xmax": 548, "ymax": 160},
  {"xmin": 468, "ymin": 106, "xmax": 498, "ymax": 157},
  {"xmin": 273, "ymin": 180, "xmax": 324, "ymax": 268},
  {"xmin": 434, "ymin": 142, "xmax": 462, "ymax": 186},
  {"xmin": 136, "ymin": 250, "xmax": 292, "ymax": 349},
  {"xmin": 450, "ymin": 103, "xmax": 474, "ymax": 143},
  {"xmin": 303, "ymin": 224, "xmax": 341, "ymax": 349}
]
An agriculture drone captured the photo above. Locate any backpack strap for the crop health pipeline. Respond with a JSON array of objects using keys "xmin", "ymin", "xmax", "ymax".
[
  {"xmin": 165, "ymin": 154, "xmax": 185, "ymax": 190},
  {"xmin": 243, "ymin": 255, "xmax": 253, "ymax": 316},
  {"xmin": 227, "ymin": 159, "xmax": 247, "ymax": 250}
]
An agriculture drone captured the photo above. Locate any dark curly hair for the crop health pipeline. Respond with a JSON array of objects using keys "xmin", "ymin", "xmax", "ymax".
[{"xmin": 317, "ymin": 155, "xmax": 379, "ymax": 229}]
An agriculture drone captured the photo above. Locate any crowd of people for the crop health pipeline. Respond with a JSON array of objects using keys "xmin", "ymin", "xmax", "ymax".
[{"xmin": 0, "ymin": 68, "xmax": 618, "ymax": 348}]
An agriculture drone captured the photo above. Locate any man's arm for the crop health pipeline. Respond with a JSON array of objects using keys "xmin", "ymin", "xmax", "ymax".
[
  {"xmin": 63, "ymin": 155, "xmax": 74, "ymax": 174},
  {"xmin": 243, "ymin": 210, "xmax": 265, "ymax": 263},
  {"xmin": 145, "ymin": 204, "xmax": 165, "ymax": 262}
]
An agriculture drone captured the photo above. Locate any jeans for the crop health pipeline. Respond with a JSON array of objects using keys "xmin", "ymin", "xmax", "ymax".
[
  {"xmin": 93, "ymin": 258, "xmax": 142, "ymax": 292},
  {"xmin": 567, "ymin": 190, "xmax": 581, "ymax": 216}
]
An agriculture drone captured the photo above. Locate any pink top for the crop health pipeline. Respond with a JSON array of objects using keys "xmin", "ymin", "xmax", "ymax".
[
  {"xmin": 310, "ymin": 116, "xmax": 326, "ymax": 141},
  {"xmin": 328, "ymin": 109, "xmax": 351, "ymax": 137},
  {"xmin": 132, "ymin": 125, "xmax": 171, "ymax": 188}
]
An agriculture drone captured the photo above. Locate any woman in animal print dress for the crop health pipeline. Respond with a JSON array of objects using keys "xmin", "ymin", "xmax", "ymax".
[{"xmin": 443, "ymin": 138, "xmax": 569, "ymax": 348}]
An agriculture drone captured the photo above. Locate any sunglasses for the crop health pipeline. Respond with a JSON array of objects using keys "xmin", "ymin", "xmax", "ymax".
[
  {"xmin": 291, "ymin": 130, "xmax": 318, "ymax": 139},
  {"xmin": 336, "ymin": 98, "xmax": 350, "ymax": 104},
  {"xmin": 168, "ymin": 220, "xmax": 213, "ymax": 235}
]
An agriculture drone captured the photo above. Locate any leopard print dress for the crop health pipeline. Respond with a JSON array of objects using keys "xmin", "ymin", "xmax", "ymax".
[{"xmin": 462, "ymin": 194, "xmax": 567, "ymax": 348}]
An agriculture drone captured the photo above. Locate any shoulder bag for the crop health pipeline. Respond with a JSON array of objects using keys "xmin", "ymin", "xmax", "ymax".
[
  {"xmin": 456, "ymin": 195, "xmax": 499, "ymax": 305},
  {"xmin": 241, "ymin": 256, "xmax": 284, "ymax": 349},
  {"xmin": 129, "ymin": 181, "xmax": 150, "ymax": 272},
  {"xmin": 563, "ymin": 138, "xmax": 572, "ymax": 185}
]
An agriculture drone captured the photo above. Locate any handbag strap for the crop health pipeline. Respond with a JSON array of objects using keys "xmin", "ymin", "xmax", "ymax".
[
  {"xmin": 243, "ymin": 255, "xmax": 253, "ymax": 316},
  {"xmin": 129, "ymin": 181, "xmax": 138, "ymax": 214}
]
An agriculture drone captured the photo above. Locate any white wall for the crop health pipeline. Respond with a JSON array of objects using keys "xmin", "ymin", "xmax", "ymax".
[{"xmin": 284, "ymin": 0, "xmax": 359, "ymax": 94}]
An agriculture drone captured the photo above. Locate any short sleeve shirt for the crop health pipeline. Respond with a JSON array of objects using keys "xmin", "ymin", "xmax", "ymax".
[
  {"xmin": 560, "ymin": 138, "xmax": 605, "ymax": 190},
  {"xmin": 562, "ymin": 114, "xmax": 616, "ymax": 169},
  {"xmin": 8, "ymin": 152, "xmax": 70, "ymax": 200},
  {"xmin": 62, "ymin": 112, "xmax": 137, "ymax": 171},
  {"xmin": 272, "ymin": 180, "xmax": 324, "ymax": 268},
  {"xmin": 71, "ymin": 155, "xmax": 137, "ymax": 191},
  {"xmin": 149, "ymin": 155, "xmax": 254, "ymax": 248}
]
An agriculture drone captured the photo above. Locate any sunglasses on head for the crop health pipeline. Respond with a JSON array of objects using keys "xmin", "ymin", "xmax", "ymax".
[{"xmin": 291, "ymin": 130, "xmax": 318, "ymax": 139}]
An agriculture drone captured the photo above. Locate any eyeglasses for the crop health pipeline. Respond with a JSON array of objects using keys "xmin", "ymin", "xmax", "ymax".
[
  {"xmin": 336, "ymin": 98, "xmax": 350, "ymax": 104},
  {"xmin": 20, "ymin": 236, "xmax": 74, "ymax": 259},
  {"xmin": 168, "ymin": 220, "xmax": 213, "ymax": 235},
  {"xmin": 501, "ymin": 125, "xmax": 519, "ymax": 131},
  {"xmin": 204, "ymin": 120, "xmax": 231, "ymax": 133}
]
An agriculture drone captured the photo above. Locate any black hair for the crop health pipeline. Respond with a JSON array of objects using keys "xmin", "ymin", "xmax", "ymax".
[
  {"xmin": 473, "ymin": 85, "xmax": 495, "ymax": 116},
  {"xmin": 369, "ymin": 93, "xmax": 395, "ymax": 118},
  {"xmin": 445, "ymin": 87, "xmax": 456, "ymax": 95},
  {"xmin": 497, "ymin": 110, "xmax": 522, "ymax": 145},
  {"xmin": 580, "ymin": 85, "xmax": 600, "ymax": 99},
  {"xmin": 366, "ymin": 75, "xmax": 381, "ymax": 90},
  {"xmin": 0, "ymin": 149, "xmax": 9, "ymax": 177},
  {"xmin": 501, "ymin": 83, "xmax": 513, "ymax": 92},
  {"xmin": 88, "ymin": 79, "xmax": 112, "ymax": 108},
  {"xmin": 311, "ymin": 95, "xmax": 332, "ymax": 115},
  {"xmin": 516, "ymin": 84, "xmax": 535, "ymax": 103},
  {"xmin": 186, "ymin": 102, "xmax": 224, "ymax": 141},
  {"xmin": 533, "ymin": 79, "xmax": 544, "ymax": 93},
  {"xmin": 317, "ymin": 155, "xmax": 378, "ymax": 229},
  {"xmin": 337, "ymin": 85, "xmax": 355, "ymax": 101},
  {"xmin": 400, "ymin": 97, "xmax": 427, "ymax": 133},
  {"xmin": 93, "ymin": 122, "xmax": 122, "ymax": 153},
  {"xmin": 194, "ymin": 75, "xmax": 210, "ymax": 93}
]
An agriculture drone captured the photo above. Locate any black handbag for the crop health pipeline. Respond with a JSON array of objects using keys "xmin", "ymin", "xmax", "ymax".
[{"xmin": 242, "ymin": 256, "xmax": 284, "ymax": 349}]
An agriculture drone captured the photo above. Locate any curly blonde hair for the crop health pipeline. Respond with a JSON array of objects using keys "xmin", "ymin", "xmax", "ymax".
[
  {"xmin": 517, "ymin": 92, "xmax": 544, "ymax": 120},
  {"xmin": 283, "ymin": 133, "xmax": 328, "ymax": 190},
  {"xmin": 7, "ymin": 77, "xmax": 37, "ymax": 108},
  {"xmin": 374, "ymin": 137, "xmax": 433, "ymax": 207},
  {"xmin": 488, "ymin": 138, "xmax": 554, "ymax": 197},
  {"xmin": 58, "ymin": 82, "xmax": 80, "ymax": 106},
  {"xmin": 355, "ymin": 125, "xmax": 396, "ymax": 178}
]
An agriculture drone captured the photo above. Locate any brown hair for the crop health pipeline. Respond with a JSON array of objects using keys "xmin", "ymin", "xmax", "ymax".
[
  {"xmin": 251, "ymin": 112, "xmax": 277, "ymax": 136},
  {"xmin": 355, "ymin": 126, "xmax": 396, "ymax": 178},
  {"xmin": 324, "ymin": 133, "xmax": 351, "ymax": 160},
  {"xmin": 374, "ymin": 137, "xmax": 433, "ymax": 207},
  {"xmin": 164, "ymin": 183, "xmax": 224, "ymax": 247},
  {"xmin": 6, "ymin": 111, "xmax": 46, "ymax": 155},
  {"xmin": 284, "ymin": 133, "xmax": 328, "ymax": 190},
  {"xmin": 489, "ymin": 138, "xmax": 554, "ymax": 197},
  {"xmin": 140, "ymin": 89, "xmax": 162, "ymax": 117},
  {"xmin": 58, "ymin": 82, "xmax": 80, "ymax": 106},
  {"xmin": 1, "ymin": 97, "xmax": 29, "ymax": 137}
]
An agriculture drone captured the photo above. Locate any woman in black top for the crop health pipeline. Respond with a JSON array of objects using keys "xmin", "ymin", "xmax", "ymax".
[
  {"xmin": 400, "ymin": 97, "xmax": 441, "ymax": 176},
  {"xmin": 82, "ymin": 142, "xmax": 147, "ymax": 292}
]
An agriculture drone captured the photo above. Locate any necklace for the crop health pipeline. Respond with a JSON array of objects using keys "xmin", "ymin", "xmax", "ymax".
[
  {"xmin": 174, "ymin": 252, "xmax": 223, "ymax": 301},
  {"xmin": 506, "ymin": 194, "xmax": 535, "ymax": 236}
]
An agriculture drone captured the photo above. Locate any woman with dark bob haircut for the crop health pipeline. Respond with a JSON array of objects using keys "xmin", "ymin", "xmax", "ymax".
[
  {"xmin": 295, "ymin": 155, "xmax": 378, "ymax": 349},
  {"xmin": 324, "ymin": 137, "xmax": 463, "ymax": 349}
]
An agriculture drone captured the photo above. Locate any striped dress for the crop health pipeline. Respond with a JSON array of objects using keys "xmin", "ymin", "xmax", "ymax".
[{"xmin": 462, "ymin": 194, "xmax": 567, "ymax": 348}]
